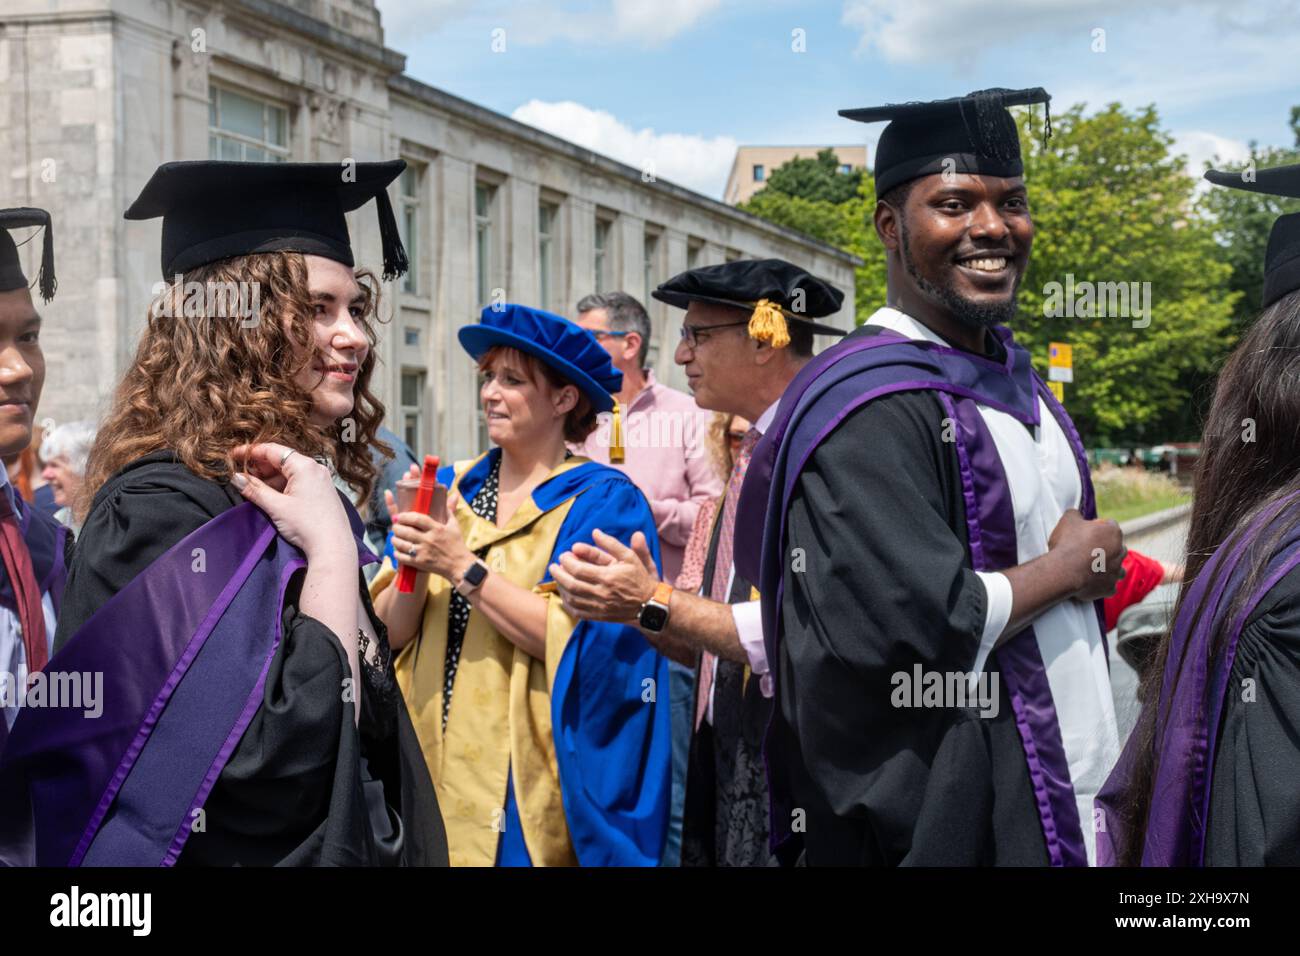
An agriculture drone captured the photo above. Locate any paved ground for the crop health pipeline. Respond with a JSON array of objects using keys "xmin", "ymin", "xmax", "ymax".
[{"xmin": 1108, "ymin": 512, "xmax": 1191, "ymax": 741}]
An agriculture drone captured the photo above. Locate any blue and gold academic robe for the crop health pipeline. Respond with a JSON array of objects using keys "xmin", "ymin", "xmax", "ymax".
[{"xmin": 372, "ymin": 450, "xmax": 672, "ymax": 866}]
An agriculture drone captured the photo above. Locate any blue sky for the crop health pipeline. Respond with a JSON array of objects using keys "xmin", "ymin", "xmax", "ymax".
[{"xmin": 375, "ymin": 0, "xmax": 1300, "ymax": 198}]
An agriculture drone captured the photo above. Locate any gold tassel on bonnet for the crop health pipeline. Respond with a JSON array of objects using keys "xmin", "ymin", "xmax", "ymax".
[
  {"xmin": 609, "ymin": 400, "xmax": 625, "ymax": 463},
  {"xmin": 747, "ymin": 298, "xmax": 791, "ymax": 349}
]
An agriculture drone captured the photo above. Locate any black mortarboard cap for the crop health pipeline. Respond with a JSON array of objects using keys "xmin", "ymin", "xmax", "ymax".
[
  {"xmin": 1205, "ymin": 163, "xmax": 1300, "ymax": 308},
  {"xmin": 0, "ymin": 208, "xmax": 56, "ymax": 303},
  {"xmin": 124, "ymin": 160, "xmax": 409, "ymax": 281},
  {"xmin": 840, "ymin": 87, "xmax": 1052, "ymax": 196},
  {"xmin": 653, "ymin": 258, "xmax": 846, "ymax": 342}
]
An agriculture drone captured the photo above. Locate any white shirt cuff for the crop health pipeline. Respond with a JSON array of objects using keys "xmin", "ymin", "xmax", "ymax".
[
  {"xmin": 730, "ymin": 599, "xmax": 773, "ymax": 698},
  {"xmin": 973, "ymin": 570, "xmax": 1013, "ymax": 675}
]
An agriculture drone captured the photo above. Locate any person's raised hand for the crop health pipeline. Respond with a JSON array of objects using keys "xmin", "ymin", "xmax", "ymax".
[{"xmin": 231, "ymin": 443, "xmax": 352, "ymax": 560}]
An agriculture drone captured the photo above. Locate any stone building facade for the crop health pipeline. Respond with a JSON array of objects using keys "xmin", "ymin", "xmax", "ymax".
[{"xmin": 1, "ymin": 0, "xmax": 859, "ymax": 461}]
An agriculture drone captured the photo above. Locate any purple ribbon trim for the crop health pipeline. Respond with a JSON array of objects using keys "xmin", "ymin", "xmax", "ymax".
[
  {"xmin": 0, "ymin": 499, "xmax": 376, "ymax": 866},
  {"xmin": 949, "ymin": 394, "xmax": 1088, "ymax": 867},
  {"xmin": 1096, "ymin": 489, "xmax": 1300, "ymax": 866},
  {"xmin": 748, "ymin": 323, "xmax": 1091, "ymax": 861}
]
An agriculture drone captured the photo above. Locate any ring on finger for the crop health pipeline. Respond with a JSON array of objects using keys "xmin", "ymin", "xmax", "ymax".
[
  {"xmin": 279, "ymin": 448, "xmax": 295, "ymax": 468},
  {"xmin": 408, "ymin": 546, "xmax": 418, "ymax": 560}
]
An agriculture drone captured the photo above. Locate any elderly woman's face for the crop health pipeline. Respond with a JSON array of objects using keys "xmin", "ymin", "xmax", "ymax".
[{"xmin": 41, "ymin": 455, "xmax": 81, "ymax": 507}]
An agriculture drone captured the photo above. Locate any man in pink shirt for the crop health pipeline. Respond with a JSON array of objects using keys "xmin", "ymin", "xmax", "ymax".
[{"xmin": 572, "ymin": 292, "xmax": 721, "ymax": 586}]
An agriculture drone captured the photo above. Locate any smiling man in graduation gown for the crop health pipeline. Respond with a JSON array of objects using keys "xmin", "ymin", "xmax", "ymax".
[
  {"xmin": 0, "ymin": 208, "xmax": 69, "ymax": 757},
  {"xmin": 736, "ymin": 88, "xmax": 1124, "ymax": 866},
  {"xmin": 0, "ymin": 162, "xmax": 446, "ymax": 866}
]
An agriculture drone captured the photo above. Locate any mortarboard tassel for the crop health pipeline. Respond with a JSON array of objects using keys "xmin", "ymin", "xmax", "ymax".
[
  {"xmin": 962, "ymin": 89, "xmax": 1022, "ymax": 164},
  {"xmin": 609, "ymin": 400, "xmax": 625, "ymax": 463},
  {"xmin": 375, "ymin": 189, "xmax": 410, "ymax": 283},
  {"xmin": 38, "ymin": 219, "xmax": 56, "ymax": 304},
  {"xmin": 748, "ymin": 298, "xmax": 790, "ymax": 348}
]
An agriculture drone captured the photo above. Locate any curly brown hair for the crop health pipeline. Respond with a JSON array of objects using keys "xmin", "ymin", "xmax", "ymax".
[{"xmin": 79, "ymin": 252, "xmax": 389, "ymax": 519}]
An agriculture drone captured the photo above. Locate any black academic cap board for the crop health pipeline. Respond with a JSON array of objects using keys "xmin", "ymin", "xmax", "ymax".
[
  {"xmin": 124, "ymin": 160, "xmax": 409, "ymax": 281},
  {"xmin": 840, "ymin": 87, "xmax": 1052, "ymax": 196},
  {"xmin": 1205, "ymin": 163, "xmax": 1300, "ymax": 308},
  {"xmin": 0, "ymin": 207, "xmax": 55, "ymax": 303},
  {"xmin": 653, "ymin": 258, "xmax": 847, "ymax": 340}
]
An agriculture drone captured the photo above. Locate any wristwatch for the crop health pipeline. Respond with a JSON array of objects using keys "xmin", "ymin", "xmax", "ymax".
[
  {"xmin": 455, "ymin": 557, "xmax": 489, "ymax": 598},
  {"xmin": 638, "ymin": 581, "xmax": 673, "ymax": 633}
]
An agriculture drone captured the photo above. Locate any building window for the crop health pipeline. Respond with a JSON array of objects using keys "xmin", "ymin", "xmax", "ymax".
[
  {"xmin": 209, "ymin": 86, "xmax": 289, "ymax": 162},
  {"xmin": 643, "ymin": 231, "xmax": 660, "ymax": 303},
  {"xmin": 687, "ymin": 239, "xmax": 703, "ymax": 272},
  {"xmin": 399, "ymin": 165, "xmax": 421, "ymax": 294},
  {"xmin": 839, "ymin": 164, "xmax": 853, "ymax": 174},
  {"xmin": 475, "ymin": 183, "xmax": 496, "ymax": 308},
  {"xmin": 725, "ymin": 247, "xmax": 741, "ymax": 263},
  {"xmin": 753, "ymin": 164, "xmax": 765, "ymax": 182},
  {"xmin": 400, "ymin": 369, "xmax": 426, "ymax": 454},
  {"xmin": 538, "ymin": 201, "xmax": 559, "ymax": 311},
  {"xmin": 594, "ymin": 216, "xmax": 613, "ymax": 292},
  {"xmin": 404, "ymin": 326, "xmax": 420, "ymax": 346}
]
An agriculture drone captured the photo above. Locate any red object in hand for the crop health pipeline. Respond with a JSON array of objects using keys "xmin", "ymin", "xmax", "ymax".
[
  {"xmin": 1102, "ymin": 549, "xmax": 1166, "ymax": 631},
  {"xmin": 397, "ymin": 455, "xmax": 440, "ymax": 594}
]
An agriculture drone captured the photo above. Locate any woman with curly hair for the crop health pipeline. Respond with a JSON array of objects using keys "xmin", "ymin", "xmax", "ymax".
[{"xmin": 0, "ymin": 161, "xmax": 446, "ymax": 867}]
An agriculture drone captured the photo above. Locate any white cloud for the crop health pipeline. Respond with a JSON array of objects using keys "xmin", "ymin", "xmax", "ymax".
[
  {"xmin": 840, "ymin": 0, "xmax": 1143, "ymax": 66},
  {"xmin": 511, "ymin": 99, "xmax": 738, "ymax": 197},
  {"xmin": 612, "ymin": 0, "xmax": 724, "ymax": 44},
  {"xmin": 374, "ymin": 0, "xmax": 477, "ymax": 42},
  {"xmin": 375, "ymin": 0, "xmax": 722, "ymax": 47},
  {"xmin": 1171, "ymin": 130, "xmax": 1250, "ymax": 191},
  {"xmin": 839, "ymin": 0, "xmax": 1300, "ymax": 67}
]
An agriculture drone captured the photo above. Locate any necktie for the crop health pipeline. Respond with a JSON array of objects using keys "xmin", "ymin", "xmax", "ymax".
[
  {"xmin": 695, "ymin": 427, "xmax": 760, "ymax": 731},
  {"xmin": 0, "ymin": 489, "xmax": 48, "ymax": 675}
]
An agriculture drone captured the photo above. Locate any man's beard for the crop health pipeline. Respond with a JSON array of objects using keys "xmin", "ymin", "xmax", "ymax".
[{"xmin": 900, "ymin": 224, "xmax": 1020, "ymax": 330}]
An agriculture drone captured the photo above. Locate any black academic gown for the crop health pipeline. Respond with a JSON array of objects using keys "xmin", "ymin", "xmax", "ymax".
[
  {"xmin": 681, "ymin": 501, "xmax": 774, "ymax": 867},
  {"xmin": 52, "ymin": 451, "xmax": 448, "ymax": 866},
  {"xmin": 1205, "ymin": 563, "xmax": 1300, "ymax": 865},
  {"xmin": 770, "ymin": 373, "xmax": 1049, "ymax": 866}
]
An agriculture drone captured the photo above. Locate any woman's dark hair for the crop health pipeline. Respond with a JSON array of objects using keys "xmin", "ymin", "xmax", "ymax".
[{"xmin": 1117, "ymin": 287, "xmax": 1300, "ymax": 865}]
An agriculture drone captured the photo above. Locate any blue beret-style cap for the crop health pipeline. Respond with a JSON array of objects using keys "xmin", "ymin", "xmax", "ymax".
[{"xmin": 458, "ymin": 303, "xmax": 623, "ymax": 412}]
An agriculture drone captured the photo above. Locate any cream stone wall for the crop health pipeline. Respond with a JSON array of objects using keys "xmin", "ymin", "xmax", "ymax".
[{"xmin": 2, "ymin": 0, "xmax": 860, "ymax": 462}]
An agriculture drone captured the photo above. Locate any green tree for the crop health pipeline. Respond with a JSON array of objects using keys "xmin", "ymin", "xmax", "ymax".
[
  {"xmin": 762, "ymin": 148, "xmax": 865, "ymax": 204},
  {"xmin": 1196, "ymin": 141, "xmax": 1300, "ymax": 339},
  {"xmin": 740, "ymin": 184, "xmax": 885, "ymax": 321},
  {"xmin": 742, "ymin": 104, "xmax": 1244, "ymax": 444},
  {"xmin": 1017, "ymin": 103, "xmax": 1237, "ymax": 443}
]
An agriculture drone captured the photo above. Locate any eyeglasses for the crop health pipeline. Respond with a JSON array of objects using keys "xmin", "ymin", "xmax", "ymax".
[
  {"xmin": 590, "ymin": 330, "xmax": 629, "ymax": 341},
  {"xmin": 678, "ymin": 320, "xmax": 750, "ymax": 349}
]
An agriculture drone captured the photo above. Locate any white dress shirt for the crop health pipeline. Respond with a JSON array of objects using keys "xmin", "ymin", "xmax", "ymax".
[{"xmin": 865, "ymin": 307, "xmax": 1118, "ymax": 863}]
